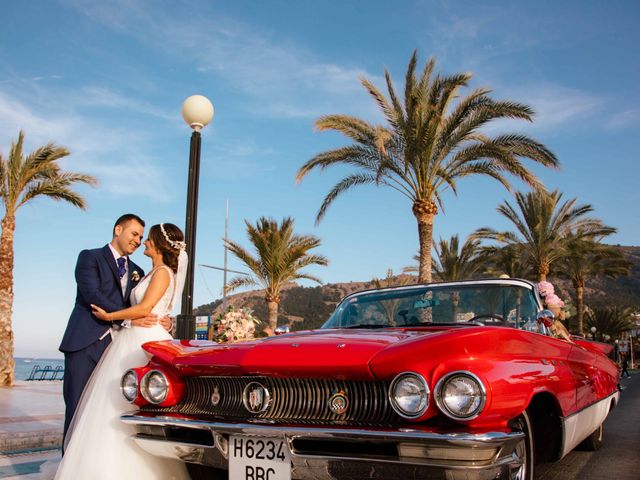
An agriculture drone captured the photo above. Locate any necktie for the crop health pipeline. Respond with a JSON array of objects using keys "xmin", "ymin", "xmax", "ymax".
[{"xmin": 117, "ymin": 257, "xmax": 127, "ymax": 279}]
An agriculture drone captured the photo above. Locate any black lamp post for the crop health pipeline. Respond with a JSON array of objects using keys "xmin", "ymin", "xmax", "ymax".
[{"xmin": 175, "ymin": 94, "xmax": 214, "ymax": 340}]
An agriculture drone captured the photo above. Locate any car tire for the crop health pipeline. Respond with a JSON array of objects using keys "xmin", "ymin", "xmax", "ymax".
[
  {"xmin": 579, "ymin": 423, "xmax": 604, "ymax": 451},
  {"xmin": 510, "ymin": 409, "xmax": 535, "ymax": 480}
]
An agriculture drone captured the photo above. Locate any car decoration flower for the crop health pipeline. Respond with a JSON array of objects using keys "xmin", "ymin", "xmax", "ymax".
[
  {"xmin": 212, "ymin": 306, "xmax": 261, "ymax": 343},
  {"xmin": 537, "ymin": 281, "xmax": 554, "ymax": 297},
  {"xmin": 544, "ymin": 293, "xmax": 564, "ymax": 308}
]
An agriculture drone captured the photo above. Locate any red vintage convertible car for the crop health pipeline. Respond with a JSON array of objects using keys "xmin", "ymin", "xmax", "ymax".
[{"xmin": 120, "ymin": 278, "xmax": 620, "ymax": 480}]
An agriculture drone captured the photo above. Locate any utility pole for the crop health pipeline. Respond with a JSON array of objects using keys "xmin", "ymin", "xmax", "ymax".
[
  {"xmin": 199, "ymin": 200, "xmax": 250, "ymax": 309},
  {"xmin": 223, "ymin": 199, "xmax": 229, "ymax": 310}
]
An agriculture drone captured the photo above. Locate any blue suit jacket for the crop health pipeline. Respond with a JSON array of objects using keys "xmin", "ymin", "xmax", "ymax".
[{"xmin": 59, "ymin": 245, "xmax": 144, "ymax": 353}]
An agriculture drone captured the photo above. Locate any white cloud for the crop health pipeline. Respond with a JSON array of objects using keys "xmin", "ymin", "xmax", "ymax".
[
  {"xmin": 519, "ymin": 85, "xmax": 600, "ymax": 130},
  {"xmin": 482, "ymin": 83, "xmax": 602, "ymax": 134},
  {"xmin": 0, "ymin": 91, "xmax": 75, "ymax": 145},
  {"xmin": 65, "ymin": 0, "xmax": 383, "ymax": 121},
  {"xmin": 605, "ymin": 108, "xmax": 640, "ymax": 130},
  {"xmin": 78, "ymin": 86, "xmax": 175, "ymax": 122},
  {"xmin": 31, "ymin": 75, "xmax": 63, "ymax": 82},
  {"xmin": 0, "ymin": 89, "xmax": 173, "ymax": 201}
]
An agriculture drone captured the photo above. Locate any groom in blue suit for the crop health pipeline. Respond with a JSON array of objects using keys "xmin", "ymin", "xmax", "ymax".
[{"xmin": 60, "ymin": 214, "xmax": 154, "ymax": 444}]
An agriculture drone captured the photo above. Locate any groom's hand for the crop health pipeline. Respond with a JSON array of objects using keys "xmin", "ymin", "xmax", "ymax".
[
  {"xmin": 132, "ymin": 314, "xmax": 158, "ymax": 328},
  {"xmin": 159, "ymin": 315, "xmax": 173, "ymax": 333}
]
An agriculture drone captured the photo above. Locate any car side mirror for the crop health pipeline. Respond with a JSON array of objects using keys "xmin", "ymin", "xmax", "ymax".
[
  {"xmin": 274, "ymin": 325, "xmax": 290, "ymax": 335},
  {"xmin": 536, "ymin": 310, "xmax": 555, "ymax": 335}
]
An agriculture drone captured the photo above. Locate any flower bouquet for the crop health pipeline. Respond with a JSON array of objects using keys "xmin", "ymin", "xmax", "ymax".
[{"xmin": 211, "ymin": 306, "xmax": 261, "ymax": 343}]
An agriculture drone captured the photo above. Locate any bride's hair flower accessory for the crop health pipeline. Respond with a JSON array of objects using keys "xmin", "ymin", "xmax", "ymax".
[
  {"xmin": 130, "ymin": 270, "xmax": 140, "ymax": 282},
  {"xmin": 160, "ymin": 223, "xmax": 186, "ymax": 251}
]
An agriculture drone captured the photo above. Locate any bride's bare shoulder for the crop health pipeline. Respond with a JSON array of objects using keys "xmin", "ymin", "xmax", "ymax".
[{"xmin": 149, "ymin": 265, "xmax": 171, "ymax": 281}]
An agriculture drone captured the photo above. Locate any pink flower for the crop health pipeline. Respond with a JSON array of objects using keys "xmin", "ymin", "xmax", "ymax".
[
  {"xmin": 545, "ymin": 293, "xmax": 565, "ymax": 308},
  {"xmin": 537, "ymin": 281, "xmax": 554, "ymax": 297}
]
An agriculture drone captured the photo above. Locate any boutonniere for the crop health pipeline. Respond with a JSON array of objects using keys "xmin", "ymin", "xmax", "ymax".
[{"xmin": 131, "ymin": 271, "xmax": 141, "ymax": 282}]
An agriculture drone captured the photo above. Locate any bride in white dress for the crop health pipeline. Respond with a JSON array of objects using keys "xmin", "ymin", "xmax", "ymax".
[{"xmin": 54, "ymin": 223, "xmax": 189, "ymax": 480}]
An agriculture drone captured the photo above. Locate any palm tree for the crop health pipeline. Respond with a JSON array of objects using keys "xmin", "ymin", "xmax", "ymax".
[
  {"xmin": 372, "ymin": 269, "xmax": 414, "ymax": 325},
  {"xmin": 433, "ymin": 234, "xmax": 487, "ymax": 321},
  {"xmin": 403, "ymin": 235, "xmax": 486, "ymax": 321},
  {"xmin": 405, "ymin": 234, "xmax": 486, "ymax": 278},
  {"xmin": 474, "ymin": 190, "xmax": 606, "ymax": 282},
  {"xmin": 224, "ymin": 217, "xmax": 328, "ymax": 330},
  {"xmin": 372, "ymin": 268, "xmax": 413, "ymax": 288},
  {"xmin": 0, "ymin": 131, "xmax": 96, "ymax": 386},
  {"xmin": 296, "ymin": 51, "xmax": 558, "ymax": 283},
  {"xmin": 554, "ymin": 234, "xmax": 631, "ymax": 335},
  {"xmin": 431, "ymin": 234, "xmax": 485, "ymax": 282},
  {"xmin": 585, "ymin": 307, "xmax": 635, "ymax": 342},
  {"xmin": 479, "ymin": 243, "xmax": 531, "ymax": 279}
]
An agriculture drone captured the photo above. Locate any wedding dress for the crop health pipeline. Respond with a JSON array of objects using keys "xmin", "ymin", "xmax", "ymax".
[{"xmin": 54, "ymin": 265, "xmax": 188, "ymax": 480}]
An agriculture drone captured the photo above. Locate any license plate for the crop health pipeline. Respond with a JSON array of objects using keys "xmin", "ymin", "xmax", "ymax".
[{"xmin": 229, "ymin": 435, "xmax": 291, "ymax": 480}]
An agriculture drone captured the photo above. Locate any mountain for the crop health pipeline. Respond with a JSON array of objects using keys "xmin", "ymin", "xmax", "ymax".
[
  {"xmin": 194, "ymin": 246, "xmax": 640, "ymax": 331},
  {"xmin": 550, "ymin": 246, "xmax": 640, "ymax": 308},
  {"xmin": 194, "ymin": 280, "xmax": 379, "ymax": 331}
]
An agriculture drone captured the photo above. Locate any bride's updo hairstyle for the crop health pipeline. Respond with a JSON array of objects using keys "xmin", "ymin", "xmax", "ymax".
[{"xmin": 148, "ymin": 223, "xmax": 185, "ymax": 273}]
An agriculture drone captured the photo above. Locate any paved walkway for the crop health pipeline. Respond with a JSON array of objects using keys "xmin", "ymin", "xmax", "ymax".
[{"xmin": 0, "ymin": 382, "xmax": 63, "ymax": 479}]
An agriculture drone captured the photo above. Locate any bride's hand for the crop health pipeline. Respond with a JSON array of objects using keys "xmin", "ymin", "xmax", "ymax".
[
  {"xmin": 131, "ymin": 315, "xmax": 158, "ymax": 328},
  {"xmin": 91, "ymin": 304, "xmax": 110, "ymax": 321}
]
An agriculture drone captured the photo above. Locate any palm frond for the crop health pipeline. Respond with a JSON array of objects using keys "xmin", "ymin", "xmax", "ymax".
[
  {"xmin": 314, "ymin": 115, "xmax": 378, "ymax": 145},
  {"xmin": 360, "ymin": 76, "xmax": 399, "ymax": 131},
  {"xmin": 296, "ymin": 145, "xmax": 382, "ymax": 183},
  {"xmin": 225, "ymin": 276, "xmax": 258, "ymax": 294},
  {"xmin": 289, "ymin": 273, "xmax": 324, "ymax": 284},
  {"xmin": 225, "ymin": 217, "xmax": 327, "ymax": 303},
  {"xmin": 1, "ymin": 131, "xmax": 96, "ymax": 214},
  {"xmin": 315, "ymin": 173, "xmax": 377, "ymax": 224}
]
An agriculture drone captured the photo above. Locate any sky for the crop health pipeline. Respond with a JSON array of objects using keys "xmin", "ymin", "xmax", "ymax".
[{"xmin": 2, "ymin": 0, "xmax": 638, "ymax": 358}]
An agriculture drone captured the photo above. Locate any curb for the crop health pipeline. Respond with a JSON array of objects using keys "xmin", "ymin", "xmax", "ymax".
[{"xmin": 0, "ymin": 430, "xmax": 62, "ymax": 456}]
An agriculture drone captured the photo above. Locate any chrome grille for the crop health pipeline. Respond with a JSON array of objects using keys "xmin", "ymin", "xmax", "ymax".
[{"xmin": 141, "ymin": 376, "xmax": 400, "ymax": 426}]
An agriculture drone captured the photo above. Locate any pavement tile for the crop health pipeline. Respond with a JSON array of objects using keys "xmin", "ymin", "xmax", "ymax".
[{"xmin": 0, "ymin": 382, "xmax": 63, "ymax": 455}]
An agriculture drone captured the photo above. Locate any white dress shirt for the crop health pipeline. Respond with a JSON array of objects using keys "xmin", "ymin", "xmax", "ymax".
[
  {"xmin": 108, "ymin": 243, "xmax": 129, "ymax": 294},
  {"xmin": 101, "ymin": 244, "xmax": 132, "ymax": 335}
]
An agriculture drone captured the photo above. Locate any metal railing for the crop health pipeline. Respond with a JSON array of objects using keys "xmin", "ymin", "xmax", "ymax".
[{"xmin": 26, "ymin": 364, "xmax": 64, "ymax": 381}]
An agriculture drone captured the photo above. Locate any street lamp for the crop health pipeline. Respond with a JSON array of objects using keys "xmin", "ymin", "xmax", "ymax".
[
  {"xmin": 591, "ymin": 326, "xmax": 597, "ymax": 341},
  {"xmin": 175, "ymin": 95, "xmax": 214, "ymax": 340}
]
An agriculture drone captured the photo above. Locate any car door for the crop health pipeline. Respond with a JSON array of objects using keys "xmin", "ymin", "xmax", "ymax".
[{"xmin": 567, "ymin": 344, "xmax": 597, "ymax": 411}]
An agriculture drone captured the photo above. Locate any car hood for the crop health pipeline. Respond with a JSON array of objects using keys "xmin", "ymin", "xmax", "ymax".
[{"xmin": 143, "ymin": 328, "xmax": 450, "ymax": 380}]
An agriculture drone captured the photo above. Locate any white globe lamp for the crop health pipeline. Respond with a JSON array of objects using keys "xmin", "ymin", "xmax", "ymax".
[{"xmin": 182, "ymin": 95, "xmax": 214, "ymax": 132}]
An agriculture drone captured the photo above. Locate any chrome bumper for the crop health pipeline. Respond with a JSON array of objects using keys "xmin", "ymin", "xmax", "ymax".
[{"xmin": 121, "ymin": 413, "xmax": 525, "ymax": 479}]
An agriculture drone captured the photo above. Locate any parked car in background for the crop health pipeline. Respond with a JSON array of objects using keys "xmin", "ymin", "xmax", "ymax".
[{"xmin": 120, "ymin": 278, "xmax": 620, "ymax": 480}]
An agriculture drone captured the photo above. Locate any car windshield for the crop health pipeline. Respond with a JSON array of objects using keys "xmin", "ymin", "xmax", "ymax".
[{"xmin": 322, "ymin": 282, "xmax": 540, "ymax": 331}]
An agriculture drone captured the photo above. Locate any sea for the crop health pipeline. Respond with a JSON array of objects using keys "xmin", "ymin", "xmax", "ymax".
[{"xmin": 14, "ymin": 357, "xmax": 65, "ymax": 381}]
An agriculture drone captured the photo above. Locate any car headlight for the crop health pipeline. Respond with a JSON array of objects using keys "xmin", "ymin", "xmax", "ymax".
[
  {"xmin": 435, "ymin": 371, "xmax": 486, "ymax": 420},
  {"xmin": 140, "ymin": 370, "xmax": 168, "ymax": 404},
  {"xmin": 389, "ymin": 372, "xmax": 429, "ymax": 419},
  {"xmin": 120, "ymin": 369, "xmax": 138, "ymax": 403}
]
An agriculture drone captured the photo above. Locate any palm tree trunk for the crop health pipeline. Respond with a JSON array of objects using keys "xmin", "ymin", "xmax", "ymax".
[
  {"xmin": 265, "ymin": 295, "xmax": 280, "ymax": 331},
  {"xmin": 576, "ymin": 281, "xmax": 585, "ymax": 336},
  {"xmin": 451, "ymin": 292, "xmax": 460, "ymax": 322},
  {"xmin": 0, "ymin": 214, "xmax": 16, "ymax": 386},
  {"xmin": 413, "ymin": 201, "xmax": 437, "ymax": 284}
]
